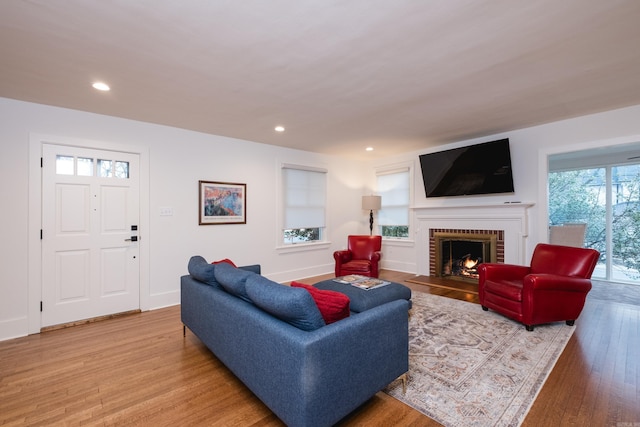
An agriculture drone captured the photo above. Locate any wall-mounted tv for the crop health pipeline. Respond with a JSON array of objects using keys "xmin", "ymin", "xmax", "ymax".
[{"xmin": 419, "ymin": 138, "xmax": 515, "ymax": 198}]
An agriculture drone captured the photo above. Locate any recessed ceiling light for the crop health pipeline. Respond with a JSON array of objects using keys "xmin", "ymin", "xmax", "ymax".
[
  {"xmin": 275, "ymin": 126, "xmax": 285, "ymax": 132},
  {"xmin": 365, "ymin": 147, "xmax": 374, "ymax": 151},
  {"xmin": 92, "ymin": 82, "xmax": 110, "ymax": 91}
]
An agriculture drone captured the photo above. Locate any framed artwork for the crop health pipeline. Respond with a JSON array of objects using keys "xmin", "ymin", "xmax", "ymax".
[{"xmin": 199, "ymin": 180, "xmax": 246, "ymax": 225}]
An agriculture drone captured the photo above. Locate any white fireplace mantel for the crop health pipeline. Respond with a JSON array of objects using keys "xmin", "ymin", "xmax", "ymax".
[{"xmin": 413, "ymin": 202, "xmax": 535, "ymax": 276}]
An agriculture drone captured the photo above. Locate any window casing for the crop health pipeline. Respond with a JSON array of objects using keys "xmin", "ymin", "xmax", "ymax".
[
  {"xmin": 376, "ymin": 167, "xmax": 410, "ymax": 239},
  {"xmin": 281, "ymin": 165, "xmax": 327, "ymax": 245}
]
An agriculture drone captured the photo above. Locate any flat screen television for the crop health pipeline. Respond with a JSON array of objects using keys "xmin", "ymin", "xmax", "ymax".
[{"xmin": 419, "ymin": 138, "xmax": 515, "ymax": 198}]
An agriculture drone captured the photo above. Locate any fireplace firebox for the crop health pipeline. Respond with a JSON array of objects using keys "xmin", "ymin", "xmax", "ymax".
[{"xmin": 431, "ymin": 230, "xmax": 502, "ymax": 282}]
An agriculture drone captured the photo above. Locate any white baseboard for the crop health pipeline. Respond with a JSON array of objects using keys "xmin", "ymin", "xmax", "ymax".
[
  {"xmin": 148, "ymin": 290, "xmax": 180, "ymax": 310},
  {"xmin": 0, "ymin": 316, "xmax": 29, "ymax": 342},
  {"xmin": 381, "ymin": 260, "xmax": 417, "ymax": 274}
]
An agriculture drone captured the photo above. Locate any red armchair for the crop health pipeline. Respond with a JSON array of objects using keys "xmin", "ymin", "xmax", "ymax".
[
  {"xmin": 478, "ymin": 243, "xmax": 599, "ymax": 331},
  {"xmin": 334, "ymin": 235, "xmax": 382, "ymax": 278}
]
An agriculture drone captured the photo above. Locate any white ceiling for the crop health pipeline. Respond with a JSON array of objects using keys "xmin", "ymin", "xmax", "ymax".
[{"xmin": 2, "ymin": 0, "xmax": 640, "ymax": 160}]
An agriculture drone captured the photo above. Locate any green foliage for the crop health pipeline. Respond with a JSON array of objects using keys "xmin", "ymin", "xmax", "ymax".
[
  {"xmin": 548, "ymin": 169, "xmax": 606, "ymax": 252},
  {"xmin": 283, "ymin": 228, "xmax": 320, "ymax": 244},
  {"xmin": 612, "ymin": 202, "xmax": 640, "ymax": 277},
  {"xmin": 549, "ymin": 166, "xmax": 640, "ymax": 280},
  {"xmin": 381, "ymin": 226, "xmax": 409, "ymax": 238}
]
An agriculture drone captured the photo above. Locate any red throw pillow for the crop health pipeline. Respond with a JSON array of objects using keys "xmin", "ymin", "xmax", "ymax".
[
  {"xmin": 212, "ymin": 258, "xmax": 237, "ymax": 268},
  {"xmin": 291, "ymin": 281, "xmax": 350, "ymax": 324}
]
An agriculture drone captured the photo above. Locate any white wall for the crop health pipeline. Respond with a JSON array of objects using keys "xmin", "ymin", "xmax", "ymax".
[
  {"xmin": 0, "ymin": 97, "xmax": 369, "ymax": 341},
  {"xmin": 2, "ymin": 97, "xmax": 640, "ymax": 341},
  {"xmin": 375, "ymin": 104, "xmax": 640, "ymax": 274}
]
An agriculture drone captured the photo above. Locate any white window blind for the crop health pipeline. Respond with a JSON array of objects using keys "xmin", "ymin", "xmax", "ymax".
[
  {"xmin": 377, "ymin": 169, "xmax": 409, "ymax": 226},
  {"xmin": 282, "ymin": 166, "xmax": 327, "ymax": 229}
]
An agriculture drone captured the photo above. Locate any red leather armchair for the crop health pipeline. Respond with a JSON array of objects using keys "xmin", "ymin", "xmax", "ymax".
[
  {"xmin": 334, "ymin": 235, "xmax": 382, "ymax": 278},
  {"xmin": 478, "ymin": 243, "xmax": 599, "ymax": 331}
]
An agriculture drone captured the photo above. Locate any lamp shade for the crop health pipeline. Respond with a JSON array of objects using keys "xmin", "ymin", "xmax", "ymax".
[{"xmin": 362, "ymin": 195, "xmax": 381, "ymax": 210}]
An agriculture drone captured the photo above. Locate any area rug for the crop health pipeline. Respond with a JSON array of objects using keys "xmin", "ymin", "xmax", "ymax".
[{"xmin": 384, "ymin": 292, "xmax": 574, "ymax": 427}]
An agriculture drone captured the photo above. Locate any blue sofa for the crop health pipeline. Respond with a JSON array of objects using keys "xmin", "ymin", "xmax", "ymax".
[{"xmin": 181, "ymin": 256, "xmax": 409, "ymax": 427}]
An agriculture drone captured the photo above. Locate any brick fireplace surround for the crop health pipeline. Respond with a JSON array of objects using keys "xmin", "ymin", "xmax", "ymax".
[{"xmin": 429, "ymin": 228, "xmax": 505, "ymax": 277}]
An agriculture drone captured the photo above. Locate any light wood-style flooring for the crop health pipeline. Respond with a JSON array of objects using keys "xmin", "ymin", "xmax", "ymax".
[{"xmin": 1, "ymin": 271, "xmax": 639, "ymax": 426}]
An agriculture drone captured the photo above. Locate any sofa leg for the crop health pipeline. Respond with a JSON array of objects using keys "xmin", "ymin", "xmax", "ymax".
[
  {"xmin": 566, "ymin": 320, "xmax": 575, "ymax": 326},
  {"xmin": 481, "ymin": 306, "xmax": 488, "ymax": 311},
  {"xmin": 399, "ymin": 373, "xmax": 408, "ymax": 394},
  {"xmin": 183, "ymin": 325, "xmax": 186, "ymax": 337},
  {"xmin": 525, "ymin": 325, "xmax": 534, "ymax": 332}
]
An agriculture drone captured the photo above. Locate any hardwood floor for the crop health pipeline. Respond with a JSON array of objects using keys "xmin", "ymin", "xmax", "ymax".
[{"xmin": 1, "ymin": 271, "xmax": 638, "ymax": 426}]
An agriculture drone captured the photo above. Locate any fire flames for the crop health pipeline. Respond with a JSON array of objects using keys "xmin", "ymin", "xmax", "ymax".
[
  {"xmin": 459, "ymin": 255, "xmax": 480, "ymax": 277},
  {"xmin": 463, "ymin": 256, "xmax": 479, "ymax": 270}
]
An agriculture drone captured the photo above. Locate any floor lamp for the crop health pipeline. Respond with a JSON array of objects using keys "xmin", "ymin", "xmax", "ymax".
[{"xmin": 362, "ymin": 195, "xmax": 382, "ymax": 236}]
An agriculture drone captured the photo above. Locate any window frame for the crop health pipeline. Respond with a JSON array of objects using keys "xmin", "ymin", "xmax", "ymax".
[
  {"xmin": 375, "ymin": 162, "xmax": 413, "ymax": 241},
  {"xmin": 277, "ymin": 162, "xmax": 330, "ymax": 251}
]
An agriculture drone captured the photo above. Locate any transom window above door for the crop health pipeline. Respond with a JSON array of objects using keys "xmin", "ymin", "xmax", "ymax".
[{"xmin": 55, "ymin": 155, "xmax": 129, "ymax": 178}]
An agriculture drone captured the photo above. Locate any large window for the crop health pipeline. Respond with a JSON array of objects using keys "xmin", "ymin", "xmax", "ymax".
[
  {"xmin": 281, "ymin": 165, "xmax": 327, "ymax": 245},
  {"xmin": 376, "ymin": 167, "xmax": 410, "ymax": 238},
  {"xmin": 549, "ymin": 160, "xmax": 640, "ymax": 283}
]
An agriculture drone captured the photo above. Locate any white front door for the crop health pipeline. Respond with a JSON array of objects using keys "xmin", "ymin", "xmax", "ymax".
[{"xmin": 41, "ymin": 144, "xmax": 140, "ymax": 327}]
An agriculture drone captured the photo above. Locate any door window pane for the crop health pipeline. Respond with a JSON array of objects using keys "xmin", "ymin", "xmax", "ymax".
[
  {"xmin": 98, "ymin": 159, "xmax": 113, "ymax": 177},
  {"xmin": 549, "ymin": 168, "xmax": 605, "ymax": 277},
  {"xmin": 549, "ymin": 164, "xmax": 640, "ymax": 283},
  {"xmin": 115, "ymin": 161, "xmax": 129, "ymax": 179},
  {"xmin": 56, "ymin": 155, "xmax": 74, "ymax": 175},
  {"xmin": 611, "ymin": 164, "xmax": 640, "ymax": 281},
  {"xmin": 77, "ymin": 157, "xmax": 94, "ymax": 176}
]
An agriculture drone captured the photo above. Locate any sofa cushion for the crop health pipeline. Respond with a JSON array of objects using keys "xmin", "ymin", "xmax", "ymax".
[
  {"xmin": 340, "ymin": 260, "xmax": 372, "ymax": 274},
  {"xmin": 187, "ymin": 256, "xmax": 221, "ymax": 288},
  {"xmin": 214, "ymin": 262, "xmax": 254, "ymax": 302},
  {"xmin": 245, "ymin": 275, "xmax": 326, "ymax": 331},
  {"xmin": 291, "ymin": 282, "xmax": 350, "ymax": 324},
  {"xmin": 484, "ymin": 279, "xmax": 523, "ymax": 301}
]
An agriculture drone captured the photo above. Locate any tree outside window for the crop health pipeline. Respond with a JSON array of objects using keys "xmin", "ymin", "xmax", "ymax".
[{"xmin": 549, "ymin": 164, "xmax": 640, "ymax": 281}]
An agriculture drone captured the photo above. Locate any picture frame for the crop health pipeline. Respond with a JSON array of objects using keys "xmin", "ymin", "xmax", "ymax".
[{"xmin": 199, "ymin": 180, "xmax": 246, "ymax": 225}]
